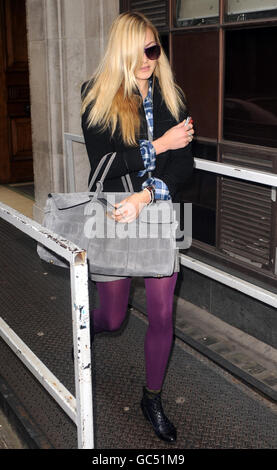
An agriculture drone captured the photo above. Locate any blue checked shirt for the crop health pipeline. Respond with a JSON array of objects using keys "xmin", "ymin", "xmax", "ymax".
[{"xmin": 138, "ymin": 78, "xmax": 171, "ymax": 200}]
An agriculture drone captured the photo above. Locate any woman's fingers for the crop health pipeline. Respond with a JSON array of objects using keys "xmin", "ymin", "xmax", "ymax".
[
  {"xmin": 111, "ymin": 207, "xmax": 127, "ymax": 222},
  {"xmin": 179, "ymin": 121, "xmax": 194, "ymax": 142},
  {"xmin": 187, "ymin": 127, "xmax": 194, "ymax": 142},
  {"xmin": 112, "ymin": 195, "xmax": 146, "ymax": 223},
  {"xmin": 112, "ymin": 201, "xmax": 135, "ymax": 222},
  {"xmin": 113, "ymin": 200, "xmax": 128, "ymax": 219},
  {"xmin": 183, "ymin": 122, "xmax": 194, "ymax": 143}
]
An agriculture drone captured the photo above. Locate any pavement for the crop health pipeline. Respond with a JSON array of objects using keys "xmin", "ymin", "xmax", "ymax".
[{"xmin": 0, "ymin": 406, "xmax": 28, "ymax": 449}]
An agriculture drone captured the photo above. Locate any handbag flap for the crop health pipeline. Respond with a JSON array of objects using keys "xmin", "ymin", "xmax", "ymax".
[
  {"xmin": 49, "ymin": 192, "xmax": 92, "ymax": 209},
  {"xmin": 140, "ymin": 200, "xmax": 174, "ymax": 224}
]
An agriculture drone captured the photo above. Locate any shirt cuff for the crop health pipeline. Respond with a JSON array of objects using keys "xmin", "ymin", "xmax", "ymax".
[{"xmin": 142, "ymin": 177, "xmax": 171, "ymax": 200}]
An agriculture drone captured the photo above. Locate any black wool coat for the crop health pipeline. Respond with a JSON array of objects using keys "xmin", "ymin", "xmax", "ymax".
[{"xmin": 81, "ymin": 80, "xmax": 194, "ymax": 202}]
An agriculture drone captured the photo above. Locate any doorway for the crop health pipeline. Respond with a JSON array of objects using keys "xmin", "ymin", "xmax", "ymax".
[{"xmin": 0, "ymin": 0, "xmax": 33, "ymax": 184}]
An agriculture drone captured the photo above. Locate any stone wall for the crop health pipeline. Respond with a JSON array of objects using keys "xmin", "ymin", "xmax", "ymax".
[{"xmin": 26, "ymin": 0, "xmax": 119, "ymax": 222}]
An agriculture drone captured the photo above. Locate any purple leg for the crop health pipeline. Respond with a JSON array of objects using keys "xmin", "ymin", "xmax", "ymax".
[
  {"xmin": 144, "ymin": 273, "xmax": 178, "ymax": 391},
  {"xmin": 92, "ymin": 272, "xmax": 177, "ymax": 392},
  {"xmin": 92, "ymin": 278, "xmax": 132, "ymax": 333}
]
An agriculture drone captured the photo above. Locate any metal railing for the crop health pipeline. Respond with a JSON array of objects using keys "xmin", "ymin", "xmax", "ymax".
[
  {"xmin": 0, "ymin": 203, "xmax": 94, "ymax": 449},
  {"xmin": 65, "ymin": 132, "xmax": 277, "ymax": 309}
]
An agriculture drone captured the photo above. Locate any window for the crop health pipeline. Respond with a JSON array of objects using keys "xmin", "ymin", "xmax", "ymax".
[
  {"xmin": 172, "ymin": 31, "xmax": 219, "ymax": 139},
  {"xmin": 182, "ymin": 142, "xmax": 217, "ymax": 246},
  {"xmin": 226, "ymin": 0, "xmax": 277, "ymax": 21},
  {"xmin": 176, "ymin": 0, "xmax": 219, "ymax": 27},
  {"xmin": 224, "ymin": 26, "xmax": 277, "ymax": 148}
]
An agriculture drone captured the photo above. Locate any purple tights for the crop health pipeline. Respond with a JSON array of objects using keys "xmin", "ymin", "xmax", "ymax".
[{"xmin": 92, "ymin": 273, "xmax": 178, "ymax": 391}]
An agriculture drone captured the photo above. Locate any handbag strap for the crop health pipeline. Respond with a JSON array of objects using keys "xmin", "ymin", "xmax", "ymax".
[
  {"xmin": 88, "ymin": 152, "xmax": 117, "ymax": 191},
  {"xmin": 88, "ymin": 151, "xmax": 135, "ymax": 194},
  {"xmin": 121, "ymin": 176, "xmax": 129, "ymax": 192},
  {"xmin": 121, "ymin": 173, "xmax": 134, "ymax": 193}
]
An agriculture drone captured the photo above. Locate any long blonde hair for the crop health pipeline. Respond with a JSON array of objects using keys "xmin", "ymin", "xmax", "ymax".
[{"xmin": 81, "ymin": 12, "xmax": 185, "ymax": 146}]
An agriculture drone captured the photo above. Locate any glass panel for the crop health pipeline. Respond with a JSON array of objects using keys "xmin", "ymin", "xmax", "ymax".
[
  {"xmin": 228, "ymin": 0, "xmax": 277, "ymax": 14},
  {"xmin": 224, "ymin": 26, "xmax": 277, "ymax": 148},
  {"xmin": 227, "ymin": 0, "xmax": 277, "ymax": 21},
  {"xmin": 176, "ymin": 0, "xmax": 219, "ymax": 27},
  {"xmin": 181, "ymin": 141, "xmax": 217, "ymax": 247},
  {"xmin": 193, "ymin": 141, "xmax": 217, "ymax": 161}
]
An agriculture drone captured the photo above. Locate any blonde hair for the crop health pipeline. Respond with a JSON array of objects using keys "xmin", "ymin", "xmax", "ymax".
[{"xmin": 81, "ymin": 12, "xmax": 185, "ymax": 146}]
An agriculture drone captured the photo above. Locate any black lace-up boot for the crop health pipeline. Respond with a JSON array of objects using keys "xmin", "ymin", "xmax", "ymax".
[{"xmin": 140, "ymin": 386, "xmax": 177, "ymax": 443}]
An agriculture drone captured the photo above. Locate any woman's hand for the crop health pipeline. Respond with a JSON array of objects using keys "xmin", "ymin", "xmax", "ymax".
[
  {"xmin": 152, "ymin": 119, "xmax": 194, "ymax": 154},
  {"xmin": 111, "ymin": 190, "xmax": 151, "ymax": 223}
]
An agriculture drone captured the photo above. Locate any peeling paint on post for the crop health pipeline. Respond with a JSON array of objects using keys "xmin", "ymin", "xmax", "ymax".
[{"xmin": 71, "ymin": 252, "xmax": 94, "ymax": 448}]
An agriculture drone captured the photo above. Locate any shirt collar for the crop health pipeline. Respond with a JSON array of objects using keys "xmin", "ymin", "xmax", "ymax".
[{"xmin": 144, "ymin": 77, "xmax": 153, "ymax": 103}]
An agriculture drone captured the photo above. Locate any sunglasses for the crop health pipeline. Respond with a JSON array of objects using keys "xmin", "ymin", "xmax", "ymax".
[{"xmin": 144, "ymin": 44, "xmax": 161, "ymax": 60}]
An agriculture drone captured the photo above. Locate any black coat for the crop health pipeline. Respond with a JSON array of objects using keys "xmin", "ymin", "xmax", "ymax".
[{"xmin": 81, "ymin": 80, "xmax": 194, "ymax": 202}]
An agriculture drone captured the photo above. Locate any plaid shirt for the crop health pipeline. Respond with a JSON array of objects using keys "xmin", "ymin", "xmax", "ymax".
[{"xmin": 138, "ymin": 78, "xmax": 170, "ymax": 200}]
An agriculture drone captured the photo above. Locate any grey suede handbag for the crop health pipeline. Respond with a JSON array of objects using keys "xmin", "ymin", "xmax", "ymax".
[{"xmin": 37, "ymin": 152, "xmax": 177, "ymax": 277}]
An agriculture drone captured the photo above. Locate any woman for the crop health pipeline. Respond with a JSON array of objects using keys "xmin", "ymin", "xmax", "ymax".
[{"xmin": 81, "ymin": 11, "xmax": 194, "ymax": 443}]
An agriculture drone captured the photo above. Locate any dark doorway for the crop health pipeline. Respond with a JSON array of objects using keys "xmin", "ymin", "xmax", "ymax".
[{"xmin": 0, "ymin": 0, "xmax": 33, "ymax": 184}]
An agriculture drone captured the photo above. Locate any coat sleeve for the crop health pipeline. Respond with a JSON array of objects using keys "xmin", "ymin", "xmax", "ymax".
[
  {"xmin": 157, "ymin": 103, "xmax": 194, "ymax": 199},
  {"xmin": 159, "ymin": 143, "xmax": 194, "ymax": 200},
  {"xmin": 81, "ymin": 83, "xmax": 145, "ymax": 182}
]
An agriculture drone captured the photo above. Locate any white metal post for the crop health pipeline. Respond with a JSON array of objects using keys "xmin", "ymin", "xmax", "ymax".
[{"xmin": 70, "ymin": 251, "xmax": 94, "ymax": 449}]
